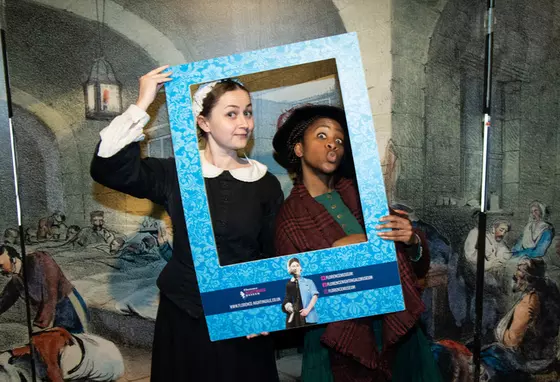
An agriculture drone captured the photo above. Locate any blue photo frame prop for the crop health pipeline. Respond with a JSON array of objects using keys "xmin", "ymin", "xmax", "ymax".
[{"xmin": 165, "ymin": 32, "xmax": 404, "ymax": 341}]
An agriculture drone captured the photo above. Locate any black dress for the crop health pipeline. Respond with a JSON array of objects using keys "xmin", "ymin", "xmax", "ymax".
[
  {"xmin": 91, "ymin": 143, "xmax": 284, "ymax": 382},
  {"xmin": 282, "ymin": 279, "xmax": 305, "ymax": 329}
]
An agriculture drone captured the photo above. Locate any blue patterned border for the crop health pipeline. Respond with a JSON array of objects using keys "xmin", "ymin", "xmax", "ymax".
[{"xmin": 165, "ymin": 33, "xmax": 404, "ymax": 341}]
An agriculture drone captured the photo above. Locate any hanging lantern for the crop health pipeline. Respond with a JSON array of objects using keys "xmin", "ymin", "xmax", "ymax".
[
  {"xmin": 83, "ymin": 0, "xmax": 122, "ymax": 120},
  {"xmin": 83, "ymin": 57, "xmax": 123, "ymax": 120}
]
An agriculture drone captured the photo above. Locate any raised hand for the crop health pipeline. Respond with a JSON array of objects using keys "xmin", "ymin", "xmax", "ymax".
[
  {"xmin": 376, "ymin": 209, "xmax": 418, "ymax": 245},
  {"xmin": 135, "ymin": 65, "xmax": 173, "ymax": 111}
]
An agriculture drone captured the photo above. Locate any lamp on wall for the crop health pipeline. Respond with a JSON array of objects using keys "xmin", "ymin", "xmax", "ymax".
[{"xmin": 83, "ymin": 0, "xmax": 122, "ymax": 120}]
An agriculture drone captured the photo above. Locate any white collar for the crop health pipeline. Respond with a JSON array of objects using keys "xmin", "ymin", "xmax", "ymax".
[{"xmin": 200, "ymin": 150, "xmax": 268, "ymax": 182}]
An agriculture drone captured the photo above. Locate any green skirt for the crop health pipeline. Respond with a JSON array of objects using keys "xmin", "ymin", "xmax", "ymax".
[
  {"xmin": 301, "ymin": 327, "xmax": 334, "ymax": 382},
  {"xmin": 391, "ymin": 326, "xmax": 443, "ymax": 382},
  {"xmin": 301, "ymin": 324, "xmax": 442, "ymax": 382}
]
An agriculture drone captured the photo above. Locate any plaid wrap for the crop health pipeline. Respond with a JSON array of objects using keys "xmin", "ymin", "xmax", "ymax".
[{"xmin": 275, "ymin": 177, "xmax": 430, "ymax": 380}]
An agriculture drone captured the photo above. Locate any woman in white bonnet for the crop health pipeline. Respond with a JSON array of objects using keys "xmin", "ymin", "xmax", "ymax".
[
  {"xmin": 90, "ymin": 66, "xmax": 283, "ymax": 381},
  {"xmin": 512, "ymin": 201, "xmax": 554, "ymax": 259}
]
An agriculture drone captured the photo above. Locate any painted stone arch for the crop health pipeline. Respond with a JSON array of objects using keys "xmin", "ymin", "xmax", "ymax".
[
  {"xmin": 11, "ymin": 88, "xmax": 81, "ymax": 222},
  {"xmin": 388, "ymin": 0, "xmax": 450, "ymax": 209},
  {"xmin": 28, "ymin": 0, "xmax": 187, "ymax": 65},
  {"xmin": 422, "ymin": 0, "xmax": 560, "ymax": 233}
]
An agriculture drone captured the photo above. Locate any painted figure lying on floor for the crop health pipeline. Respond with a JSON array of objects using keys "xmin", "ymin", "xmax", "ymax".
[
  {"xmin": 73, "ymin": 211, "xmax": 116, "ymax": 248},
  {"xmin": 0, "ymin": 245, "xmax": 89, "ymax": 334},
  {"xmin": 0, "ymin": 327, "xmax": 124, "ymax": 382},
  {"xmin": 37, "ymin": 211, "xmax": 68, "ymax": 242},
  {"xmin": 430, "ymin": 339, "xmax": 480, "ymax": 382}
]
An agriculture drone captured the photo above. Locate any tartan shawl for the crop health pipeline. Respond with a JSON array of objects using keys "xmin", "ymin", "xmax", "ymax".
[{"xmin": 275, "ymin": 177, "xmax": 429, "ymax": 377}]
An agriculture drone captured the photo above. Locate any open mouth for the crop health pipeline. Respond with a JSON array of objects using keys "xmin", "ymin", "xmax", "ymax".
[{"xmin": 327, "ymin": 150, "xmax": 338, "ymax": 163}]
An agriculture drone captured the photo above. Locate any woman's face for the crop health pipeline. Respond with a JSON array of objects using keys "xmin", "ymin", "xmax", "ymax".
[
  {"xmin": 530, "ymin": 205, "xmax": 542, "ymax": 221},
  {"xmin": 198, "ymin": 89, "xmax": 254, "ymax": 151},
  {"xmin": 295, "ymin": 117, "xmax": 345, "ymax": 175}
]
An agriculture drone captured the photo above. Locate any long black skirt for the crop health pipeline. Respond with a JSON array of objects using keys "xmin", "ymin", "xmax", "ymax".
[{"xmin": 151, "ymin": 294, "xmax": 279, "ymax": 382}]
